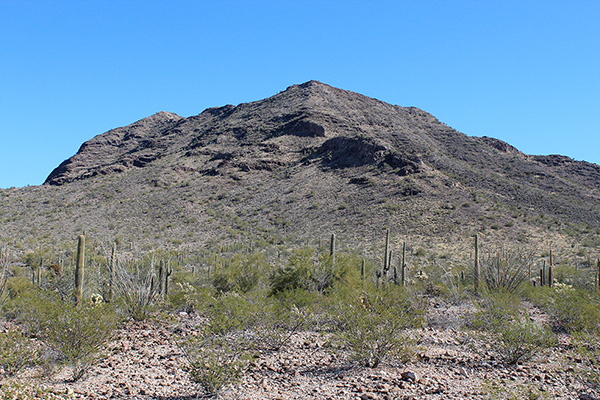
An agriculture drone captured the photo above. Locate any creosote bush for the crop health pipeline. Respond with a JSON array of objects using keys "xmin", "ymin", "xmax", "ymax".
[
  {"xmin": 177, "ymin": 292, "xmax": 255, "ymax": 396},
  {"xmin": 471, "ymin": 290, "xmax": 556, "ymax": 365},
  {"xmin": 0, "ymin": 329, "xmax": 41, "ymax": 376},
  {"xmin": 7, "ymin": 291, "xmax": 118, "ymax": 381},
  {"xmin": 269, "ymin": 247, "xmax": 359, "ymax": 295},
  {"xmin": 549, "ymin": 285, "xmax": 600, "ymax": 334},
  {"xmin": 249, "ymin": 290, "xmax": 314, "ymax": 352},
  {"xmin": 178, "ymin": 287, "xmax": 317, "ymax": 396},
  {"xmin": 482, "ymin": 378, "xmax": 550, "ymax": 400},
  {"xmin": 210, "ymin": 253, "xmax": 270, "ymax": 294},
  {"xmin": 180, "ymin": 333, "xmax": 249, "ymax": 396},
  {"xmin": 329, "ymin": 285, "xmax": 425, "ymax": 368},
  {"xmin": 572, "ymin": 331, "xmax": 600, "ymax": 391}
]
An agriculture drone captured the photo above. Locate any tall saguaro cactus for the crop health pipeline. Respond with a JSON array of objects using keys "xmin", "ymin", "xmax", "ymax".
[
  {"xmin": 330, "ymin": 233, "xmax": 336, "ymax": 270},
  {"xmin": 165, "ymin": 263, "xmax": 173, "ymax": 296},
  {"xmin": 75, "ymin": 234, "xmax": 85, "ymax": 306},
  {"xmin": 596, "ymin": 259, "xmax": 600, "ymax": 291},
  {"xmin": 401, "ymin": 241, "xmax": 406, "ymax": 286},
  {"xmin": 361, "ymin": 259, "xmax": 366, "ymax": 289},
  {"xmin": 158, "ymin": 260, "xmax": 165, "ymax": 298},
  {"xmin": 548, "ymin": 250, "xmax": 553, "ymax": 287},
  {"xmin": 383, "ymin": 228, "xmax": 390, "ymax": 278},
  {"xmin": 158, "ymin": 259, "xmax": 174, "ymax": 298},
  {"xmin": 541, "ymin": 260, "xmax": 546, "ymax": 286},
  {"xmin": 474, "ymin": 234, "xmax": 480, "ymax": 293},
  {"xmin": 108, "ymin": 242, "xmax": 116, "ymax": 303}
]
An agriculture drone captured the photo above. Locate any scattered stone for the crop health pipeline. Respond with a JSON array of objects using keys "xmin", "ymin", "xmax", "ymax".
[
  {"xmin": 401, "ymin": 371, "xmax": 417, "ymax": 382},
  {"xmin": 360, "ymin": 393, "xmax": 377, "ymax": 400}
]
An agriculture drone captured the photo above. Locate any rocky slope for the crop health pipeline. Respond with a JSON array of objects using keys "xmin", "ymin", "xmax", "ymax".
[{"xmin": 0, "ymin": 81, "xmax": 599, "ymax": 255}]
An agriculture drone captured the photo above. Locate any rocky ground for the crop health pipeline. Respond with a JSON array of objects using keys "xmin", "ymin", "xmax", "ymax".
[{"xmin": 2, "ymin": 299, "xmax": 597, "ymax": 400}]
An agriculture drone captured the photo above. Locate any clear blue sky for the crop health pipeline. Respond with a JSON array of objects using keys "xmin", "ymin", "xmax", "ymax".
[{"xmin": 1, "ymin": 0, "xmax": 598, "ymax": 189}]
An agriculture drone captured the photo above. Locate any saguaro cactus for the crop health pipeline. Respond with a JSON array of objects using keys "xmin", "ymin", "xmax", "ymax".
[
  {"xmin": 596, "ymin": 259, "xmax": 600, "ymax": 291},
  {"xmin": 474, "ymin": 234, "xmax": 480, "ymax": 293},
  {"xmin": 108, "ymin": 242, "xmax": 116, "ymax": 302},
  {"xmin": 383, "ymin": 229, "xmax": 390, "ymax": 275},
  {"xmin": 361, "ymin": 259, "xmax": 366, "ymax": 289},
  {"xmin": 401, "ymin": 242, "xmax": 406, "ymax": 286},
  {"xmin": 330, "ymin": 233, "xmax": 336, "ymax": 269},
  {"xmin": 542, "ymin": 260, "xmax": 546, "ymax": 286},
  {"xmin": 75, "ymin": 234, "xmax": 85, "ymax": 306},
  {"xmin": 165, "ymin": 262, "xmax": 173, "ymax": 296},
  {"xmin": 158, "ymin": 260, "xmax": 165, "ymax": 297},
  {"xmin": 548, "ymin": 250, "xmax": 553, "ymax": 287},
  {"xmin": 158, "ymin": 259, "xmax": 173, "ymax": 297}
]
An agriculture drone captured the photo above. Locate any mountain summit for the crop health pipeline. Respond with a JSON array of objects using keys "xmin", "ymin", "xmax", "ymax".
[
  {"xmin": 3, "ymin": 81, "xmax": 598, "ymax": 250},
  {"xmin": 45, "ymin": 81, "xmax": 472, "ymax": 186}
]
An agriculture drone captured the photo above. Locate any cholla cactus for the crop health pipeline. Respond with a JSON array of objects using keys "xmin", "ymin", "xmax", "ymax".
[
  {"xmin": 90, "ymin": 293, "xmax": 104, "ymax": 306},
  {"xmin": 552, "ymin": 281, "xmax": 574, "ymax": 294}
]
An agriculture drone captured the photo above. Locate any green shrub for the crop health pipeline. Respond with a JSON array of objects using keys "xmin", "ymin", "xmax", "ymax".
[
  {"xmin": 178, "ymin": 292, "xmax": 258, "ymax": 396},
  {"xmin": 9, "ymin": 292, "xmax": 118, "ymax": 381},
  {"xmin": 200, "ymin": 292, "xmax": 259, "ymax": 338},
  {"xmin": 44, "ymin": 303, "xmax": 118, "ymax": 381},
  {"xmin": 471, "ymin": 290, "xmax": 557, "ymax": 365},
  {"xmin": 482, "ymin": 378, "xmax": 550, "ymax": 400},
  {"xmin": 250, "ymin": 290, "xmax": 313, "ymax": 352},
  {"xmin": 179, "ymin": 288, "xmax": 317, "ymax": 395},
  {"xmin": 210, "ymin": 253, "xmax": 270, "ymax": 294},
  {"xmin": 550, "ymin": 285, "xmax": 600, "ymax": 334},
  {"xmin": 179, "ymin": 334, "xmax": 249, "ymax": 396},
  {"xmin": 269, "ymin": 264, "xmax": 307, "ymax": 294},
  {"xmin": 572, "ymin": 331, "xmax": 600, "ymax": 390},
  {"xmin": 521, "ymin": 284, "xmax": 554, "ymax": 309},
  {"xmin": 0, "ymin": 379, "xmax": 61, "ymax": 399},
  {"xmin": 0, "ymin": 329, "xmax": 41, "ymax": 376},
  {"xmin": 552, "ymin": 263, "xmax": 595, "ymax": 290},
  {"xmin": 329, "ymin": 286, "xmax": 425, "ymax": 368},
  {"xmin": 167, "ymin": 280, "xmax": 205, "ymax": 313},
  {"xmin": 269, "ymin": 247, "xmax": 358, "ymax": 295},
  {"xmin": 39, "ymin": 265, "xmax": 75, "ymax": 302},
  {"xmin": 5, "ymin": 275, "xmax": 36, "ymax": 301}
]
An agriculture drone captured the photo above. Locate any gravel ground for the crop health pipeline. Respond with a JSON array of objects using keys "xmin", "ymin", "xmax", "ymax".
[{"xmin": 2, "ymin": 299, "xmax": 597, "ymax": 400}]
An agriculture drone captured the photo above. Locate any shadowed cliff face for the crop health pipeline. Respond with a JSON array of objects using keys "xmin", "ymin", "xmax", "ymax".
[{"xmin": 8, "ymin": 80, "xmax": 593, "ymax": 250}]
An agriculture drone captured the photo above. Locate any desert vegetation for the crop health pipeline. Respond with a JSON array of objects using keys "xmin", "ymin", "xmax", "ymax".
[{"xmin": 0, "ymin": 230, "xmax": 599, "ymax": 399}]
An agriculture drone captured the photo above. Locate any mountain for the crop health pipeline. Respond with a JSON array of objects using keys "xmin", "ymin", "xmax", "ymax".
[{"xmin": 1, "ymin": 81, "xmax": 599, "ymax": 258}]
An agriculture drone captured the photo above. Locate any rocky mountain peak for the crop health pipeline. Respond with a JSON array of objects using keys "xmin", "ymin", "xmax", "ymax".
[
  {"xmin": 40, "ymin": 81, "xmax": 600, "ymax": 236},
  {"xmin": 1, "ymin": 80, "xmax": 597, "ymax": 253}
]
